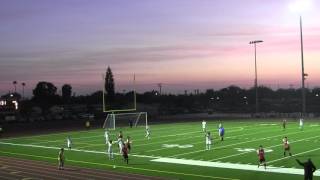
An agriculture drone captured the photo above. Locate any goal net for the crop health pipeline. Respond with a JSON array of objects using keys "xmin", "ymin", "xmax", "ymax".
[{"xmin": 103, "ymin": 112, "xmax": 148, "ymax": 130}]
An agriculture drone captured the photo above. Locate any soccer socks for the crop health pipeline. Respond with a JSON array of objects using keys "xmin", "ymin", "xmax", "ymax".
[
  {"xmin": 284, "ymin": 151, "xmax": 292, "ymax": 157},
  {"xmin": 206, "ymin": 145, "xmax": 211, "ymax": 150}
]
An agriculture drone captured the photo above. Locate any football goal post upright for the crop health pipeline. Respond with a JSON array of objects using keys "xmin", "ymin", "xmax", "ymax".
[{"xmin": 102, "ymin": 72, "xmax": 148, "ymax": 130}]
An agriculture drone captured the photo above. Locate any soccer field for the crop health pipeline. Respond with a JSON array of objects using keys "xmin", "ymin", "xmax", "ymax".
[{"xmin": 1, "ymin": 119, "xmax": 320, "ymax": 180}]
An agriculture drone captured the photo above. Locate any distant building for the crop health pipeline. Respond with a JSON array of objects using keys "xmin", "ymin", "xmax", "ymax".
[{"xmin": 0, "ymin": 93, "xmax": 21, "ymax": 122}]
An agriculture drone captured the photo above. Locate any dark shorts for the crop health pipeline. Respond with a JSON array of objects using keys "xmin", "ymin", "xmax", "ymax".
[
  {"xmin": 59, "ymin": 159, "xmax": 64, "ymax": 167},
  {"xmin": 259, "ymin": 157, "xmax": 265, "ymax": 163},
  {"xmin": 123, "ymin": 154, "xmax": 128, "ymax": 159}
]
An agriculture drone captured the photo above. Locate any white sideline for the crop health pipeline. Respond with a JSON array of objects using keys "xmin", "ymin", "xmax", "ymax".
[
  {"xmin": 2, "ymin": 141, "xmax": 320, "ymax": 177},
  {"xmin": 0, "ymin": 141, "xmax": 161, "ymax": 159},
  {"xmin": 151, "ymin": 158, "xmax": 320, "ymax": 176}
]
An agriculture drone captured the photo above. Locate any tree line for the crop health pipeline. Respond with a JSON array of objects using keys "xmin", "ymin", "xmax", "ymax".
[{"xmin": 6, "ymin": 66, "xmax": 320, "ymax": 117}]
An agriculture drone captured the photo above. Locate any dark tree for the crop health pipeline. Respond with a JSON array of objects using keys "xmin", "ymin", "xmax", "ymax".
[
  {"xmin": 33, "ymin": 81, "xmax": 57, "ymax": 98},
  {"xmin": 62, "ymin": 84, "xmax": 72, "ymax": 102},
  {"xmin": 32, "ymin": 82, "xmax": 59, "ymax": 111},
  {"xmin": 105, "ymin": 66, "xmax": 115, "ymax": 102}
]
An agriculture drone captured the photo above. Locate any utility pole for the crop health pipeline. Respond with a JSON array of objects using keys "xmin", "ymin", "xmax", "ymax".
[
  {"xmin": 157, "ymin": 83, "xmax": 162, "ymax": 95},
  {"xmin": 300, "ymin": 16, "xmax": 307, "ymax": 117},
  {"xmin": 249, "ymin": 40, "xmax": 263, "ymax": 115}
]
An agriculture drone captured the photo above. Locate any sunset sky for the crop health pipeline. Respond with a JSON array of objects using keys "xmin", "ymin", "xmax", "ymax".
[{"xmin": 0, "ymin": 0, "xmax": 319, "ymax": 96}]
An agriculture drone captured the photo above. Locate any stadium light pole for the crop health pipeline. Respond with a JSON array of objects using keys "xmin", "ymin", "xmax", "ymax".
[
  {"xmin": 300, "ymin": 15, "xmax": 307, "ymax": 118},
  {"xmin": 249, "ymin": 40, "xmax": 263, "ymax": 115},
  {"xmin": 289, "ymin": 0, "xmax": 312, "ymax": 117}
]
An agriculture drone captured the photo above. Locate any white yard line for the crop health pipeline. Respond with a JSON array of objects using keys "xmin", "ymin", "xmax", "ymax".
[
  {"xmin": 144, "ymin": 125, "xmax": 303, "ymax": 153},
  {"xmin": 267, "ymin": 147, "xmax": 320, "ymax": 164},
  {"xmin": 30, "ymin": 125, "xmax": 200, "ymax": 145},
  {"xmin": 1, "ymin": 129, "xmax": 103, "ymax": 141},
  {"xmin": 209, "ymin": 135, "xmax": 320, "ymax": 161},
  {"xmin": 151, "ymin": 158, "xmax": 320, "ymax": 176},
  {"xmin": 170, "ymin": 129, "xmax": 316, "ymax": 158},
  {"xmin": 76, "ymin": 130, "xmax": 206, "ymax": 149},
  {"xmin": 0, "ymin": 150, "xmax": 239, "ymax": 180},
  {"xmin": 2, "ymin": 140, "xmax": 320, "ymax": 178},
  {"xmin": 44, "ymin": 126, "xmax": 248, "ymax": 149},
  {"xmin": 1, "ymin": 123, "xmax": 197, "ymax": 143},
  {"xmin": 65, "ymin": 127, "xmax": 245, "ymax": 149},
  {"xmin": 133, "ymin": 126, "xmax": 249, "ymax": 142},
  {"xmin": 0, "ymin": 141, "xmax": 162, "ymax": 159},
  {"xmin": 144, "ymin": 126, "xmax": 303, "ymax": 153},
  {"xmin": 31, "ymin": 135, "xmax": 104, "ymax": 145},
  {"xmin": 15, "ymin": 123, "xmax": 275, "ymax": 147},
  {"xmin": 144, "ymin": 128, "xmax": 257, "ymax": 153}
]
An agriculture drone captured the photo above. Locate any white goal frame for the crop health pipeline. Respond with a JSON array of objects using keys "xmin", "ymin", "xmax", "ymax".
[{"xmin": 103, "ymin": 112, "xmax": 148, "ymax": 130}]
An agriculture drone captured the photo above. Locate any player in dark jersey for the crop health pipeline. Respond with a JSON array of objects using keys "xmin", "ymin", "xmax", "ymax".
[
  {"xmin": 282, "ymin": 119, "xmax": 287, "ymax": 130},
  {"xmin": 122, "ymin": 144, "xmax": 129, "ymax": 164},
  {"xmin": 257, "ymin": 145, "xmax": 266, "ymax": 169},
  {"xmin": 126, "ymin": 136, "xmax": 132, "ymax": 152}
]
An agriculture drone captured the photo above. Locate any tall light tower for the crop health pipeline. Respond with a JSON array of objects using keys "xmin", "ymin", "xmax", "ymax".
[
  {"xmin": 249, "ymin": 40, "xmax": 263, "ymax": 114},
  {"xmin": 289, "ymin": 0, "xmax": 311, "ymax": 117},
  {"xmin": 300, "ymin": 16, "xmax": 308, "ymax": 117}
]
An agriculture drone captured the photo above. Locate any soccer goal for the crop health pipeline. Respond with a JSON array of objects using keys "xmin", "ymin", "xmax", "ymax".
[{"xmin": 103, "ymin": 112, "xmax": 148, "ymax": 130}]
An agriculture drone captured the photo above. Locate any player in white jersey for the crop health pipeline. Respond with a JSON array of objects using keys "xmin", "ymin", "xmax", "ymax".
[
  {"xmin": 67, "ymin": 136, "xmax": 72, "ymax": 150},
  {"xmin": 205, "ymin": 132, "xmax": 212, "ymax": 150},
  {"xmin": 283, "ymin": 136, "xmax": 292, "ymax": 156},
  {"xmin": 146, "ymin": 127, "xmax": 151, "ymax": 140},
  {"xmin": 118, "ymin": 137, "xmax": 124, "ymax": 154},
  {"xmin": 202, "ymin": 120, "xmax": 207, "ymax": 132},
  {"xmin": 104, "ymin": 130, "xmax": 110, "ymax": 144},
  {"xmin": 299, "ymin": 118, "xmax": 304, "ymax": 130},
  {"xmin": 107, "ymin": 140, "xmax": 115, "ymax": 160}
]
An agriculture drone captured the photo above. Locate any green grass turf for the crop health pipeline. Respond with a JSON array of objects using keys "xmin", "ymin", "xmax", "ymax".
[{"xmin": 1, "ymin": 119, "xmax": 320, "ymax": 180}]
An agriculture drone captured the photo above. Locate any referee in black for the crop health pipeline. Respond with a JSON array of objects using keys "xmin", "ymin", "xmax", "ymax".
[{"xmin": 296, "ymin": 158, "xmax": 316, "ymax": 180}]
